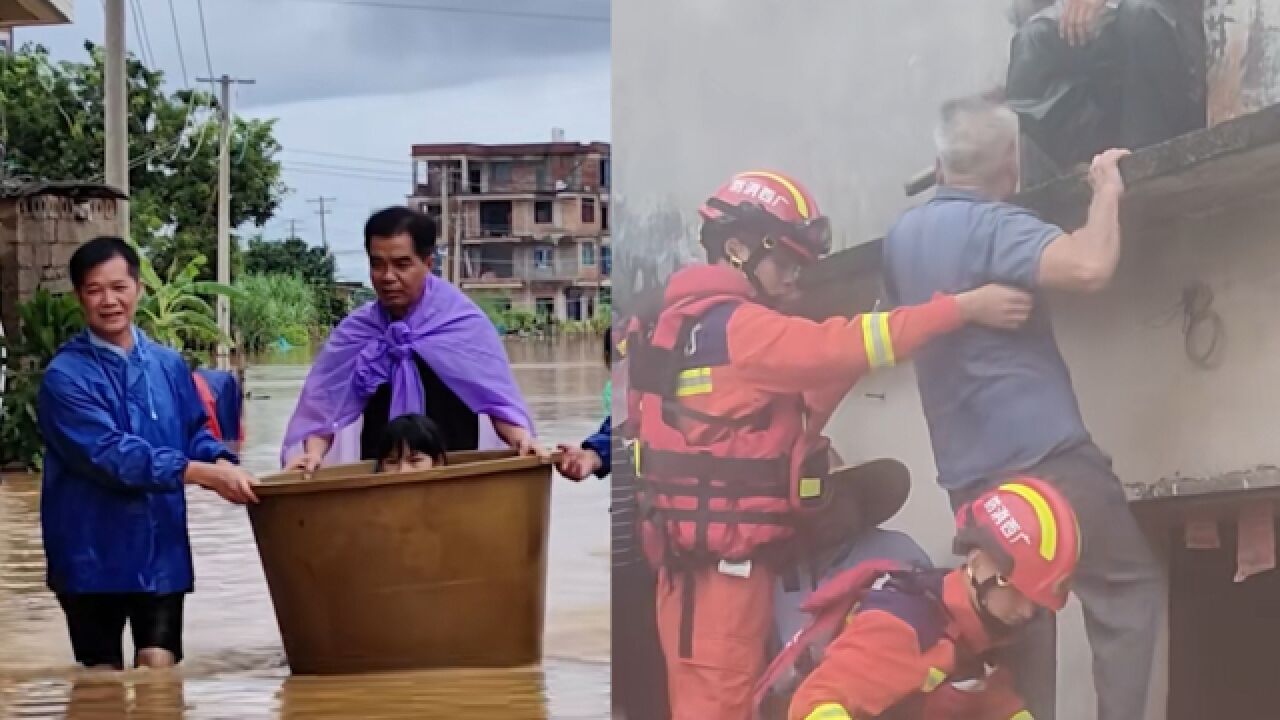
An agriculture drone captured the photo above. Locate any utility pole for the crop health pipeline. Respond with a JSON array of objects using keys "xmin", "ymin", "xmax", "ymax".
[
  {"xmin": 286, "ymin": 217, "xmax": 301, "ymax": 241},
  {"xmin": 440, "ymin": 160, "xmax": 458, "ymax": 282},
  {"xmin": 196, "ymin": 73, "xmax": 255, "ymax": 371},
  {"xmin": 104, "ymin": 0, "xmax": 129, "ymax": 239},
  {"xmin": 308, "ymin": 196, "xmax": 336, "ymax": 254},
  {"xmin": 595, "ymin": 185, "xmax": 604, "ymax": 317}
]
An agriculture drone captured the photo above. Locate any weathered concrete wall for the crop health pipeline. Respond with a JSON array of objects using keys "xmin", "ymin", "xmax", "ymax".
[
  {"xmin": 0, "ymin": 195, "xmax": 123, "ymax": 336},
  {"xmin": 612, "ymin": 0, "xmax": 1017, "ymax": 304}
]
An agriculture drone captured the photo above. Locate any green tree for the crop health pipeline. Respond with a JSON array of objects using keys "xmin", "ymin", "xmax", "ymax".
[
  {"xmin": 0, "ymin": 42, "xmax": 285, "ymax": 276},
  {"xmin": 243, "ymin": 235, "xmax": 347, "ymax": 327},
  {"xmin": 232, "ymin": 273, "xmax": 319, "ymax": 352}
]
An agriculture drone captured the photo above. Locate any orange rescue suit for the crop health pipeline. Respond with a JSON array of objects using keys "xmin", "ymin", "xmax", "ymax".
[
  {"xmin": 626, "ymin": 263, "xmax": 969, "ymax": 720},
  {"xmin": 788, "ymin": 570, "xmax": 1030, "ymax": 720}
]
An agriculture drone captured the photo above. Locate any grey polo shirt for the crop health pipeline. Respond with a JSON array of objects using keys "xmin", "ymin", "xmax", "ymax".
[{"xmin": 883, "ymin": 187, "xmax": 1092, "ymax": 492}]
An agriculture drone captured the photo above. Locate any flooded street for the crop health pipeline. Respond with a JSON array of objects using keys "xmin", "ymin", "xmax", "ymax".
[{"xmin": 0, "ymin": 337, "xmax": 609, "ymax": 719}]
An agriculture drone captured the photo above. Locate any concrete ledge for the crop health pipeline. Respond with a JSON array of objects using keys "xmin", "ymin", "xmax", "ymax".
[{"xmin": 806, "ymin": 103, "xmax": 1280, "ymax": 318}]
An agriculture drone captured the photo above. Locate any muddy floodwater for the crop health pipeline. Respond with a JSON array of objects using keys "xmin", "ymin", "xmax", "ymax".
[{"xmin": 0, "ymin": 337, "xmax": 609, "ymax": 719}]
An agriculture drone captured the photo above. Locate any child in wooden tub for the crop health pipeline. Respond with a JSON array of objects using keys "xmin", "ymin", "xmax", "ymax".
[{"xmin": 374, "ymin": 414, "xmax": 449, "ymax": 473}]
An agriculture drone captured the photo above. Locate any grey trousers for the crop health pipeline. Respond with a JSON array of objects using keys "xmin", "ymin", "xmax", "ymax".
[{"xmin": 949, "ymin": 442, "xmax": 1166, "ymax": 720}]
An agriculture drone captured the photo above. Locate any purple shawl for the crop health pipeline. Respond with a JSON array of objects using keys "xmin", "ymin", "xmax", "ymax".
[{"xmin": 279, "ymin": 275, "xmax": 533, "ymax": 467}]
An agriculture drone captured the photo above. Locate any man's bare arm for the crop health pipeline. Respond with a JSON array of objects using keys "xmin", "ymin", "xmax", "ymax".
[{"xmin": 1037, "ymin": 148, "xmax": 1129, "ymax": 293}]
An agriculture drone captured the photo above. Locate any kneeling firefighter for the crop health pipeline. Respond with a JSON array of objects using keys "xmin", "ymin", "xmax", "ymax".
[
  {"xmin": 624, "ymin": 169, "xmax": 1036, "ymax": 719},
  {"xmin": 777, "ymin": 478, "xmax": 1080, "ymax": 720}
]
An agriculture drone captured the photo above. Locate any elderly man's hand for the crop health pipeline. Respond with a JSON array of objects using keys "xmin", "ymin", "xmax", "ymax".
[
  {"xmin": 494, "ymin": 420, "xmax": 552, "ymax": 462},
  {"xmin": 1061, "ymin": 0, "xmax": 1107, "ymax": 46}
]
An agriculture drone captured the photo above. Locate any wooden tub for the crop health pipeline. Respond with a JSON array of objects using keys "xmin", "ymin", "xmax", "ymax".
[{"xmin": 248, "ymin": 450, "xmax": 554, "ymax": 675}]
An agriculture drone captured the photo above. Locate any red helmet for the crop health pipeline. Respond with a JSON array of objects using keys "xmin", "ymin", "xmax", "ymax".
[
  {"xmin": 698, "ymin": 170, "xmax": 832, "ymax": 263},
  {"xmin": 954, "ymin": 478, "xmax": 1081, "ymax": 612}
]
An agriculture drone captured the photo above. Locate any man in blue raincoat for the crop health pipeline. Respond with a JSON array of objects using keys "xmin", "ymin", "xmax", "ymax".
[{"xmin": 37, "ymin": 236, "xmax": 259, "ymax": 671}]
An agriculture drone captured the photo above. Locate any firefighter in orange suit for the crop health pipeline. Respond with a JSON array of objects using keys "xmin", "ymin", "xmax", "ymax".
[
  {"xmin": 623, "ymin": 169, "xmax": 1036, "ymax": 719},
  {"xmin": 786, "ymin": 478, "xmax": 1080, "ymax": 720}
]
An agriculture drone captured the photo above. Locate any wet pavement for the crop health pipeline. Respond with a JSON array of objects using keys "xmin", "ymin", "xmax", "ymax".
[{"xmin": 0, "ymin": 337, "xmax": 609, "ymax": 719}]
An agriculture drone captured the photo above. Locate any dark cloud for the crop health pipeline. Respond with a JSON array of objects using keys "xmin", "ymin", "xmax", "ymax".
[{"xmin": 22, "ymin": 0, "xmax": 610, "ymax": 107}]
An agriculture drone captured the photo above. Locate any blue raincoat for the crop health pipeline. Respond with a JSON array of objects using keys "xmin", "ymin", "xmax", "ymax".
[
  {"xmin": 37, "ymin": 327, "xmax": 236, "ymax": 594},
  {"xmin": 581, "ymin": 415, "xmax": 611, "ymax": 479}
]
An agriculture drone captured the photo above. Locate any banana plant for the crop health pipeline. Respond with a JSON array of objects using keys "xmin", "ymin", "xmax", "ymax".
[
  {"xmin": 0, "ymin": 289, "xmax": 84, "ymax": 470},
  {"xmin": 134, "ymin": 250, "xmax": 244, "ymax": 354}
]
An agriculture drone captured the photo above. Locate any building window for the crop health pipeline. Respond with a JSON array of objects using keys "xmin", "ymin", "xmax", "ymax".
[
  {"xmin": 582, "ymin": 197, "xmax": 596, "ymax": 224},
  {"xmin": 601, "ymin": 245, "xmax": 612, "ymax": 276},
  {"xmin": 535, "ymin": 297, "xmax": 555, "ymax": 318},
  {"xmin": 580, "ymin": 243, "xmax": 596, "ymax": 266},
  {"xmin": 534, "ymin": 247, "xmax": 553, "ymax": 269},
  {"xmin": 600, "ymin": 158, "xmax": 610, "ymax": 188},
  {"xmin": 491, "ymin": 162, "xmax": 512, "ymax": 187},
  {"xmin": 601, "ymin": 203, "xmax": 609, "ymax": 231},
  {"xmin": 535, "ymin": 201, "xmax": 553, "ymax": 224}
]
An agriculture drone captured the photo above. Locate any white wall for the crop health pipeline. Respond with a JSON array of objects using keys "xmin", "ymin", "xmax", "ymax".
[{"xmin": 613, "ymin": 0, "xmax": 1017, "ymax": 305}]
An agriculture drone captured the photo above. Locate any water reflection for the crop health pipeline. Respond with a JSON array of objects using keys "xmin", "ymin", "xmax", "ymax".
[{"xmin": 0, "ymin": 337, "xmax": 608, "ymax": 719}]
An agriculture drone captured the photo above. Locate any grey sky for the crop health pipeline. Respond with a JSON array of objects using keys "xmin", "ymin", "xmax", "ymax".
[{"xmin": 19, "ymin": 0, "xmax": 611, "ymax": 281}]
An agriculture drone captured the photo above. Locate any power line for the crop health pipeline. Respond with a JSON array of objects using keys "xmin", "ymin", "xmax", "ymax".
[
  {"xmin": 285, "ymin": 160, "xmax": 406, "ymax": 181},
  {"xmin": 283, "ymin": 148, "xmax": 406, "ymax": 167},
  {"xmin": 166, "ymin": 0, "xmax": 190, "ymax": 87},
  {"xmin": 283, "ymin": 166, "xmax": 410, "ymax": 185},
  {"xmin": 270, "ymin": 0, "xmax": 609, "ymax": 23},
  {"xmin": 128, "ymin": 0, "xmax": 156, "ymax": 68},
  {"xmin": 194, "ymin": 0, "xmax": 217, "ymax": 93}
]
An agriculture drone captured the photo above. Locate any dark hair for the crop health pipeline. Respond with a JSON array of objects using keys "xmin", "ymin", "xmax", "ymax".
[
  {"xmin": 69, "ymin": 236, "xmax": 140, "ymax": 289},
  {"xmin": 364, "ymin": 206, "xmax": 437, "ymax": 259},
  {"xmin": 375, "ymin": 413, "xmax": 449, "ymax": 471}
]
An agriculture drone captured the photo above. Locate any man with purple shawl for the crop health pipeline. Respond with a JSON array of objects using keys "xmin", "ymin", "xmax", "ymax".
[{"xmin": 282, "ymin": 206, "xmax": 541, "ymax": 472}]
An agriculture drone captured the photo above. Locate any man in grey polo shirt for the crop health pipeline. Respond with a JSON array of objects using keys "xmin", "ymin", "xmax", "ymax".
[{"xmin": 882, "ymin": 94, "xmax": 1163, "ymax": 720}]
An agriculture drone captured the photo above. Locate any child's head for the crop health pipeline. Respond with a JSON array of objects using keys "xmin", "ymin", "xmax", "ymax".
[{"xmin": 376, "ymin": 414, "xmax": 448, "ymax": 473}]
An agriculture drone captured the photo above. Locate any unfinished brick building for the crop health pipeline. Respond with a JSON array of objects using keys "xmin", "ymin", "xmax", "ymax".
[{"xmin": 408, "ymin": 140, "xmax": 611, "ymax": 322}]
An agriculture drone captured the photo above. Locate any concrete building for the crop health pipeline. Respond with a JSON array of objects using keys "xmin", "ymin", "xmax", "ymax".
[
  {"xmin": 408, "ymin": 140, "xmax": 611, "ymax": 323},
  {"xmin": 0, "ymin": 0, "xmax": 72, "ymax": 54},
  {"xmin": 0, "ymin": 0, "xmax": 71, "ymax": 28},
  {"xmin": 615, "ymin": 1, "xmax": 1280, "ymax": 718}
]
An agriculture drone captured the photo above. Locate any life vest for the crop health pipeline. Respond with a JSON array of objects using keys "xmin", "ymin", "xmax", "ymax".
[
  {"xmin": 755, "ymin": 558, "xmax": 915, "ymax": 713},
  {"xmin": 756, "ymin": 562, "xmax": 1029, "ymax": 720},
  {"xmin": 626, "ymin": 265, "xmax": 829, "ymax": 568},
  {"xmin": 193, "ymin": 371, "xmax": 223, "ymax": 441}
]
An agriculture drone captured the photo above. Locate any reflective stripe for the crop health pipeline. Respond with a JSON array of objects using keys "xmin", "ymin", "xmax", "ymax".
[
  {"xmin": 999, "ymin": 482, "xmax": 1058, "ymax": 561},
  {"xmin": 742, "ymin": 170, "xmax": 811, "ymax": 219},
  {"xmin": 631, "ymin": 441, "xmax": 642, "ymax": 476},
  {"xmin": 860, "ymin": 313, "xmax": 896, "ymax": 369},
  {"xmin": 799, "ymin": 476, "xmax": 823, "ymax": 499},
  {"xmin": 876, "ymin": 312, "xmax": 896, "ymax": 366},
  {"xmin": 675, "ymin": 366, "xmax": 713, "ymax": 397},
  {"xmin": 803, "ymin": 703, "xmax": 852, "ymax": 720},
  {"xmin": 1010, "ymin": 712, "xmax": 1034, "ymax": 720},
  {"xmin": 921, "ymin": 667, "xmax": 946, "ymax": 693}
]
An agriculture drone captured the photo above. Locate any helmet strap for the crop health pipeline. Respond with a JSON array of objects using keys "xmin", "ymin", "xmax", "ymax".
[
  {"xmin": 966, "ymin": 565, "xmax": 1021, "ymax": 640},
  {"xmin": 742, "ymin": 248, "xmax": 771, "ymax": 300}
]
